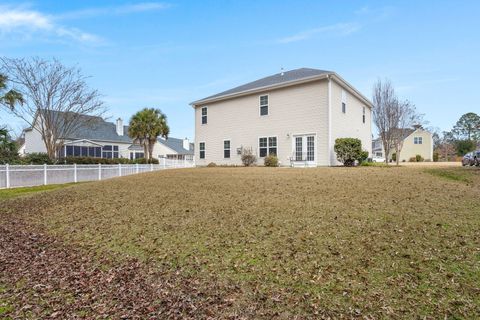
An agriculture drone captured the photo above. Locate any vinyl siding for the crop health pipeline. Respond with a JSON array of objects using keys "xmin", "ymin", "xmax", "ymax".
[
  {"xmin": 330, "ymin": 80, "xmax": 372, "ymax": 164},
  {"xmin": 194, "ymin": 80, "xmax": 330, "ymax": 166},
  {"xmin": 397, "ymin": 129, "xmax": 433, "ymax": 161}
]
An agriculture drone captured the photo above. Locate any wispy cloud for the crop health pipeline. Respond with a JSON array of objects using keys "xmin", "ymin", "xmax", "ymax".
[
  {"xmin": 0, "ymin": 5, "xmax": 103, "ymax": 44},
  {"xmin": 277, "ymin": 22, "xmax": 361, "ymax": 44},
  {"xmin": 56, "ymin": 2, "xmax": 171, "ymax": 20},
  {"xmin": 0, "ymin": 2, "xmax": 170, "ymax": 45}
]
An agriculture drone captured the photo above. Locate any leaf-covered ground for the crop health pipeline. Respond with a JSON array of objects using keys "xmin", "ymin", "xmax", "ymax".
[{"xmin": 1, "ymin": 166, "xmax": 480, "ymax": 318}]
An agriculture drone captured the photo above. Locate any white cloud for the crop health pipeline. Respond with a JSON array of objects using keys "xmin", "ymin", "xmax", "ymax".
[
  {"xmin": 56, "ymin": 2, "xmax": 171, "ymax": 20},
  {"xmin": 0, "ymin": 6, "xmax": 102, "ymax": 44},
  {"xmin": 277, "ymin": 22, "xmax": 361, "ymax": 44}
]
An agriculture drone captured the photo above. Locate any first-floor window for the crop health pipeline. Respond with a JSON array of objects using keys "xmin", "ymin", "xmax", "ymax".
[
  {"xmin": 224, "ymin": 140, "xmax": 231, "ymax": 158},
  {"xmin": 199, "ymin": 142, "xmax": 205, "ymax": 159},
  {"xmin": 102, "ymin": 145, "xmax": 119, "ymax": 158},
  {"xmin": 414, "ymin": 137, "xmax": 423, "ymax": 144},
  {"xmin": 259, "ymin": 136, "xmax": 277, "ymax": 157},
  {"xmin": 65, "ymin": 145, "xmax": 102, "ymax": 157}
]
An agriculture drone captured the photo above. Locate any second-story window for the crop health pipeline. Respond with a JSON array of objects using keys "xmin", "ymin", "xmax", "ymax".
[
  {"xmin": 260, "ymin": 95, "xmax": 269, "ymax": 116},
  {"xmin": 414, "ymin": 137, "xmax": 423, "ymax": 144},
  {"xmin": 341, "ymin": 90, "xmax": 347, "ymax": 113},
  {"xmin": 362, "ymin": 107, "xmax": 366, "ymax": 123},
  {"xmin": 201, "ymin": 107, "xmax": 208, "ymax": 124}
]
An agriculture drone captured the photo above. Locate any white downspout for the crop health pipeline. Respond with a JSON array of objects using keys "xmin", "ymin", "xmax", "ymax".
[{"xmin": 327, "ymin": 75, "xmax": 332, "ymax": 166}]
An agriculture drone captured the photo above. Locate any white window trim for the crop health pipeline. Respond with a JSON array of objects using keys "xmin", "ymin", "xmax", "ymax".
[
  {"xmin": 223, "ymin": 139, "xmax": 231, "ymax": 159},
  {"xmin": 199, "ymin": 141, "xmax": 206, "ymax": 159},
  {"xmin": 258, "ymin": 135, "xmax": 278, "ymax": 157},
  {"xmin": 201, "ymin": 106, "xmax": 208, "ymax": 125},
  {"xmin": 290, "ymin": 133, "xmax": 317, "ymax": 164},
  {"xmin": 341, "ymin": 90, "xmax": 347, "ymax": 114},
  {"xmin": 259, "ymin": 94, "xmax": 269, "ymax": 117},
  {"xmin": 414, "ymin": 136, "xmax": 423, "ymax": 144}
]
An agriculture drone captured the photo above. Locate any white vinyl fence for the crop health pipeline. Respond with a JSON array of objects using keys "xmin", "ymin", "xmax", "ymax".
[{"xmin": 0, "ymin": 159, "xmax": 195, "ymax": 189}]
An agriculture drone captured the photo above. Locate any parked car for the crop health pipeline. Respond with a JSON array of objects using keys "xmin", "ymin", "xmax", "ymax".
[
  {"xmin": 462, "ymin": 152, "xmax": 475, "ymax": 166},
  {"xmin": 474, "ymin": 150, "xmax": 480, "ymax": 166},
  {"xmin": 372, "ymin": 156, "xmax": 386, "ymax": 163}
]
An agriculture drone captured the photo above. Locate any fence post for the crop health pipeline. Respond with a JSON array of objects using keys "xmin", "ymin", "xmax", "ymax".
[
  {"xmin": 150, "ymin": 163, "xmax": 153, "ymax": 172},
  {"xmin": 118, "ymin": 163, "xmax": 122, "ymax": 177},
  {"xmin": 162, "ymin": 157, "xmax": 166, "ymax": 169},
  {"xmin": 74, "ymin": 163, "xmax": 77, "ymax": 183},
  {"xmin": 43, "ymin": 163, "xmax": 47, "ymax": 185},
  {"xmin": 184, "ymin": 158, "xmax": 187, "ymax": 168},
  {"xmin": 5, "ymin": 164, "xmax": 10, "ymax": 189},
  {"xmin": 98, "ymin": 163, "xmax": 102, "ymax": 180},
  {"xmin": 136, "ymin": 163, "xmax": 139, "ymax": 174}
]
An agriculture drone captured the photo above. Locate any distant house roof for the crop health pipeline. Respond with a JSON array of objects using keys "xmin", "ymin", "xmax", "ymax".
[
  {"xmin": 191, "ymin": 68, "xmax": 373, "ymax": 107},
  {"xmin": 158, "ymin": 137, "xmax": 194, "ymax": 155},
  {"xmin": 29, "ymin": 110, "xmax": 193, "ymax": 154}
]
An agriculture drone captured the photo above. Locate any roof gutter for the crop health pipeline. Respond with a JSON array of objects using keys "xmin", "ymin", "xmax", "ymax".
[{"xmin": 190, "ymin": 72, "xmax": 373, "ymax": 109}]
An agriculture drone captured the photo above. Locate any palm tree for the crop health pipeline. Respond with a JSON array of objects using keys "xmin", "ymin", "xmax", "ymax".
[
  {"xmin": 0, "ymin": 73, "xmax": 24, "ymax": 110},
  {"xmin": 128, "ymin": 108, "xmax": 169, "ymax": 162}
]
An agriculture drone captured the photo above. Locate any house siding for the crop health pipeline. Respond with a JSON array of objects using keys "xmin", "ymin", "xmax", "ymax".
[
  {"xmin": 194, "ymin": 80, "xmax": 331, "ymax": 166},
  {"xmin": 398, "ymin": 129, "xmax": 433, "ymax": 161},
  {"xmin": 330, "ymin": 79, "xmax": 372, "ymax": 164}
]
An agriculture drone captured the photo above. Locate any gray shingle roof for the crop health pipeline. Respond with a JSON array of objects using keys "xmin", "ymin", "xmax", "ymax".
[
  {"xmin": 158, "ymin": 137, "xmax": 194, "ymax": 155},
  {"xmin": 43, "ymin": 111, "xmax": 192, "ymax": 154},
  {"xmin": 194, "ymin": 68, "xmax": 332, "ymax": 103}
]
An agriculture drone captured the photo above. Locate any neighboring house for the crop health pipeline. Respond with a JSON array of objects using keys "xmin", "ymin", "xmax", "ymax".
[
  {"xmin": 191, "ymin": 68, "xmax": 373, "ymax": 166},
  {"xmin": 22, "ymin": 111, "xmax": 194, "ymax": 160},
  {"xmin": 372, "ymin": 126, "xmax": 433, "ymax": 162}
]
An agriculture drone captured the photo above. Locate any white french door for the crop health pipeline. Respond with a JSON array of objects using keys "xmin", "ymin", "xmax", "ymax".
[{"xmin": 293, "ymin": 134, "xmax": 316, "ymax": 165}]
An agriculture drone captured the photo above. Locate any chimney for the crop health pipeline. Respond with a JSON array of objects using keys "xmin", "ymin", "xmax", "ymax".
[
  {"xmin": 280, "ymin": 67, "xmax": 284, "ymax": 76},
  {"xmin": 116, "ymin": 118, "xmax": 124, "ymax": 136},
  {"xmin": 183, "ymin": 137, "xmax": 190, "ymax": 150}
]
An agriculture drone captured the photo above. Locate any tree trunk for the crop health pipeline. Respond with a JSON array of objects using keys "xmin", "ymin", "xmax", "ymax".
[{"xmin": 395, "ymin": 146, "xmax": 400, "ymax": 166}]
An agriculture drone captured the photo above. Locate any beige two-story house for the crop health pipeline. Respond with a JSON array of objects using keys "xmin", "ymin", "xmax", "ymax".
[
  {"xmin": 191, "ymin": 68, "xmax": 373, "ymax": 166},
  {"xmin": 372, "ymin": 126, "xmax": 433, "ymax": 162}
]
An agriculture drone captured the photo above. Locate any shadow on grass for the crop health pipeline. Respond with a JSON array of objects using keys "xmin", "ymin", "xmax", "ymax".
[
  {"xmin": 425, "ymin": 168, "xmax": 474, "ymax": 184},
  {"xmin": 0, "ymin": 183, "xmax": 78, "ymax": 201}
]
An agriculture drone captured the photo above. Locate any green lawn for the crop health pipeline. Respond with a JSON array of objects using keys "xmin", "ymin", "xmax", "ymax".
[
  {"xmin": 0, "ymin": 183, "xmax": 76, "ymax": 200},
  {"xmin": 1, "ymin": 166, "xmax": 479, "ymax": 318}
]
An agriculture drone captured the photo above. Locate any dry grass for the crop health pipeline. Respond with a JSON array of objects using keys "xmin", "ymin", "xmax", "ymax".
[{"xmin": 2, "ymin": 166, "xmax": 480, "ymax": 318}]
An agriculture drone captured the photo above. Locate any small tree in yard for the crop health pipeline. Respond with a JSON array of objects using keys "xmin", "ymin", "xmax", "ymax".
[
  {"xmin": 372, "ymin": 79, "xmax": 422, "ymax": 165},
  {"xmin": 241, "ymin": 147, "xmax": 257, "ymax": 166},
  {"xmin": 334, "ymin": 138, "xmax": 364, "ymax": 167},
  {"xmin": 0, "ymin": 57, "xmax": 105, "ymax": 160}
]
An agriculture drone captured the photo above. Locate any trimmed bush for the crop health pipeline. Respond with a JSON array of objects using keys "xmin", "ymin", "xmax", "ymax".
[
  {"xmin": 241, "ymin": 148, "xmax": 257, "ymax": 167},
  {"xmin": 415, "ymin": 154, "xmax": 424, "ymax": 162},
  {"xmin": 392, "ymin": 153, "xmax": 397, "ymax": 162},
  {"xmin": 334, "ymin": 138, "xmax": 364, "ymax": 167},
  {"xmin": 264, "ymin": 154, "xmax": 279, "ymax": 167},
  {"xmin": 23, "ymin": 152, "xmax": 53, "ymax": 164},
  {"xmin": 359, "ymin": 150, "xmax": 369, "ymax": 164},
  {"xmin": 433, "ymin": 152, "xmax": 439, "ymax": 162}
]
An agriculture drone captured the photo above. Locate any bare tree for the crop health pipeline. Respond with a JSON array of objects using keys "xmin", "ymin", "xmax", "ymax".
[
  {"xmin": 391, "ymin": 100, "xmax": 422, "ymax": 165},
  {"xmin": 372, "ymin": 79, "xmax": 421, "ymax": 165},
  {"xmin": 0, "ymin": 57, "xmax": 105, "ymax": 159},
  {"xmin": 372, "ymin": 79, "xmax": 397, "ymax": 164}
]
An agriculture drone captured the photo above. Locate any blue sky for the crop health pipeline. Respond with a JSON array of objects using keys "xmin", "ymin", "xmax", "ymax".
[{"xmin": 0, "ymin": 0, "xmax": 479, "ymax": 139}]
